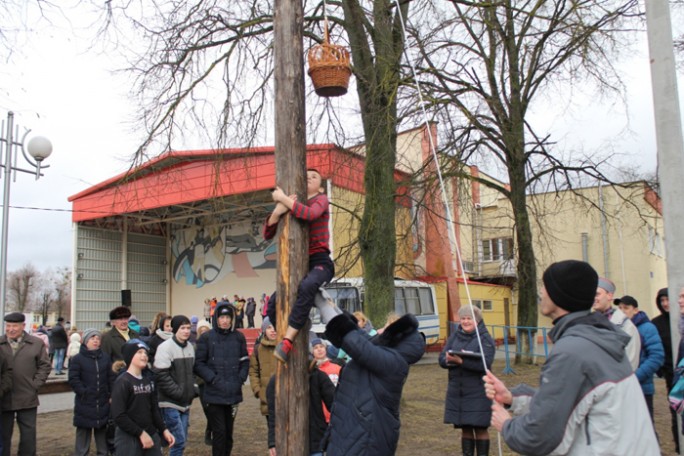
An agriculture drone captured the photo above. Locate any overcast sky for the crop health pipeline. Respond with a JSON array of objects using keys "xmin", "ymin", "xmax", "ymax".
[{"xmin": 0, "ymin": 5, "xmax": 682, "ymax": 273}]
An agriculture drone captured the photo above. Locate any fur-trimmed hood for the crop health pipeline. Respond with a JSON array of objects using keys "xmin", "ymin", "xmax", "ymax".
[{"xmin": 372, "ymin": 314, "xmax": 424, "ymax": 365}]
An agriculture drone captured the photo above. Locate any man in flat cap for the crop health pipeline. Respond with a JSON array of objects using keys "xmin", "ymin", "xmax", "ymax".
[
  {"xmin": 0, "ymin": 312, "xmax": 51, "ymax": 456},
  {"xmin": 101, "ymin": 306, "xmax": 139, "ymax": 362}
]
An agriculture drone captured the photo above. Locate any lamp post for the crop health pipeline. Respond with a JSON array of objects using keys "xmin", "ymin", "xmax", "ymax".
[{"xmin": 0, "ymin": 111, "xmax": 53, "ymax": 330}]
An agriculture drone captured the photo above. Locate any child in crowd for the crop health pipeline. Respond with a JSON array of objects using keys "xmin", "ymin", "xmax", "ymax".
[
  {"xmin": 68, "ymin": 329, "xmax": 116, "ymax": 456},
  {"xmin": 195, "ymin": 319, "xmax": 213, "ymax": 446},
  {"xmin": 264, "ymin": 169, "xmax": 341, "ymax": 363},
  {"xmin": 110, "ymin": 340, "xmax": 175, "ymax": 455},
  {"xmin": 310, "ymin": 338, "xmax": 341, "ymax": 423},
  {"xmin": 66, "ymin": 331, "xmax": 82, "ymax": 369},
  {"xmin": 249, "ymin": 317, "xmax": 278, "ymax": 425}
]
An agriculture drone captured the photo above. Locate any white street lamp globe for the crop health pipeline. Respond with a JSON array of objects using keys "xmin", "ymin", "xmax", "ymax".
[{"xmin": 26, "ymin": 136, "xmax": 53, "ymax": 162}]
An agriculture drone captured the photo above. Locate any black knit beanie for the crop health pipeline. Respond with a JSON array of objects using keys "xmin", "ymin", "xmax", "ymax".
[
  {"xmin": 542, "ymin": 260, "xmax": 598, "ymax": 313},
  {"xmin": 122, "ymin": 339, "xmax": 149, "ymax": 367},
  {"xmin": 171, "ymin": 315, "xmax": 191, "ymax": 334}
]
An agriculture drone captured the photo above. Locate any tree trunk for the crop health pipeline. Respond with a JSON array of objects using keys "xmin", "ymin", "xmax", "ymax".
[
  {"xmin": 508, "ymin": 155, "xmax": 538, "ymax": 364},
  {"xmin": 342, "ymin": 0, "xmax": 407, "ymax": 327},
  {"xmin": 273, "ymin": 1, "xmax": 309, "ymax": 454}
]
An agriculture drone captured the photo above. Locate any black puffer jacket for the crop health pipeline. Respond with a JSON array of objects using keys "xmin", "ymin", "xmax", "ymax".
[
  {"xmin": 439, "ymin": 320, "xmax": 495, "ymax": 428},
  {"xmin": 323, "ymin": 313, "xmax": 425, "ymax": 456},
  {"xmin": 68, "ymin": 344, "xmax": 115, "ymax": 429},
  {"xmin": 194, "ymin": 302, "xmax": 249, "ymax": 405}
]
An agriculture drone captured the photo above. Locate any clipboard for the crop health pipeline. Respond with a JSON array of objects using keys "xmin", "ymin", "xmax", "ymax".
[{"xmin": 447, "ymin": 350, "xmax": 481, "ymax": 359}]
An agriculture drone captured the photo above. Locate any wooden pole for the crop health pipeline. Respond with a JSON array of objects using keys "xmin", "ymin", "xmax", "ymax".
[{"xmin": 273, "ymin": 1, "xmax": 310, "ymax": 455}]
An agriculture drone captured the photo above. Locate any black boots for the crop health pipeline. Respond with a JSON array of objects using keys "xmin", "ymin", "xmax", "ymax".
[
  {"xmin": 462, "ymin": 438, "xmax": 475, "ymax": 456},
  {"xmin": 475, "ymin": 439, "xmax": 490, "ymax": 456}
]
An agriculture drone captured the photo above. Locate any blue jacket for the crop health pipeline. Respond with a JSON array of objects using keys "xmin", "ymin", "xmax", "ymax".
[
  {"xmin": 439, "ymin": 321, "xmax": 495, "ymax": 428},
  {"xmin": 67, "ymin": 344, "xmax": 116, "ymax": 429},
  {"xmin": 194, "ymin": 302, "xmax": 249, "ymax": 405},
  {"xmin": 632, "ymin": 311, "xmax": 665, "ymax": 395},
  {"xmin": 324, "ymin": 314, "xmax": 425, "ymax": 456}
]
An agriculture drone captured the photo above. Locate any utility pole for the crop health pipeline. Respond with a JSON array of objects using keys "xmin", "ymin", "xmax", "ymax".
[
  {"xmin": 273, "ymin": 1, "xmax": 310, "ymax": 455},
  {"xmin": 644, "ymin": 0, "xmax": 684, "ymax": 451}
]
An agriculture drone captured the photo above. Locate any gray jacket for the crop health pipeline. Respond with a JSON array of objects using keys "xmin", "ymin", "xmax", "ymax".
[{"xmin": 503, "ymin": 310, "xmax": 659, "ymax": 455}]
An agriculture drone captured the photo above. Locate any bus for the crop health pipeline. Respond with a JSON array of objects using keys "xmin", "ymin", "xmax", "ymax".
[{"xmin": 311, "ymin": 278, "xmax": 440, "ymax": 346}]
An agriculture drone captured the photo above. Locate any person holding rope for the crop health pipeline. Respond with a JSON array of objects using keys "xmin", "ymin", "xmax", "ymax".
[
  {"xmin": 484, "ymin": 260, "xmax": 659, "ymax": 455},
  {"xmin": 440, "ymin": 305, "xmax": 495, "ymax": 456}
]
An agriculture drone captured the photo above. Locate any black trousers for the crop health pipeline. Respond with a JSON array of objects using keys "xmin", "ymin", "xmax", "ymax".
[
  {"xmin": 206, "ymin": 404, "xmax": 237, "ymax": 456},
  {"xmin": 2, "ymin": 408, "xmax": 37, "ymax": 456}
]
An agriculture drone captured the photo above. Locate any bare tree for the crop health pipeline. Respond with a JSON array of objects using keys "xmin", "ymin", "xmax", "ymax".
[
  {"xmin": 406, "ymin": 0, "xmax": 640, "ymax": 358},
  {"xmin": 7, "ymin": 263, "xmax": 39, "ymax": 312},
  {"xmin": 91, "ymin": 0, "xmax": 426, "ymax": 326},
  {"xmin": 44, "ymin": 266, "xmax": 71, "ymax": 321}
]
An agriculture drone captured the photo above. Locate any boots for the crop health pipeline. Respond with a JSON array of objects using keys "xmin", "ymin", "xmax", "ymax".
[
  {"xmin": 461, "ymin": 438, "xmax": 475, "ymax": 456},
  {"xmin": 475, "ymin": 439, "xmax": 490, "ymax": 456}
]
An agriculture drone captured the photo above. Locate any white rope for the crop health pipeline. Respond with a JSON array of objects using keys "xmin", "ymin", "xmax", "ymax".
[
  {"xmin": 392, "ymin": 0, "xmax": 487, "ymax": 374},
  {"xmin": 392, "ymin": 3, "xmax": 503, "ymax": 454}
]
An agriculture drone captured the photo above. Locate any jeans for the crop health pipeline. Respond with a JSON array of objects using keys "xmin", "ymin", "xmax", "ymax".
[
  {"xmin": 1, "ymin": 408, "xmax": 37, "ymax": 456},
  {"xmin": 74, "ymin": 426, "xmax": 107, "ymax": 456},
  {"xmin": 53, "ymin": 348, "xmax": 66, "ymax": 374},
  {"xmin": 161, "ymin": 408, "xmax": 190, "ymax": 456}
]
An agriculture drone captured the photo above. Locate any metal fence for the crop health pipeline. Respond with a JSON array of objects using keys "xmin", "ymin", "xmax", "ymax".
[{"xmin": 448, "ymin": 322, "xmax": 553, "ymax": 375}]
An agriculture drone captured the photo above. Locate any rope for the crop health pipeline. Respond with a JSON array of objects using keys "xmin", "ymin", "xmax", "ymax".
[{"xmin": 392, "ymin": 3, "xmax": 504, "ymax": 454}]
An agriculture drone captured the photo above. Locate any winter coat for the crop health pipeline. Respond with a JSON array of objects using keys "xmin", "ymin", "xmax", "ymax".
[
  {"xmin": 67, "ymin": 333, "xmax": 82, "ymax": 360},
  {"xmin": 652, "ymin": 287, "xmax": 673, "ymax": 382},
  {"xmin": 154, "ymin": 336, "xmax": 196, "ymax": 411},
  {"xmin": 194, "ymin": 302, "xmax": 249, "ymax": 405},
  {"xmin": 502, "ymin": 311, "xmax": 659, "ymax": 455},
  {"xmin": 323, "ymin": 313, "xmax": 425, "ymax": 456},
  {"xmin": 148, "ymin": 329, "xmax": 173, "ymax": 365},
  {"xmin": 68, "ymin": 344, "xmax": 115, "ymax": 429},
  {"xmin": 632, "ymin": 311, "xmax": 665, "ymax": 396},
  {"xmin": 267, "ymin": 367, "xmax": 335, "ymax": 453},
  {"xmin": 50, "ymin": 323, "xmax": 69, "ymax": 350},
  {"xmin": 248, "ymin": 336, "xmax": 277, "ymax": 416},
  {"xmin": 0, "ymin": 332, "xmax": 51, "ymax": 411},
  {"xmin": 101, "ymin": 327, "xmax": 139, "ymax": 362},
  {"xmin": 246, "ymin": 299, "xmax": 257, "ymax": 317},
  {"xmin": 439, "ymin": 321, "xmax": 495, "ymax": 428},
  {"xmin": 0, "ymin": 354, "xmax": 12, "ymax": 408},
  {"xmin": 607, "ymin": 307, "xmax": 641, "ymax": 370}
]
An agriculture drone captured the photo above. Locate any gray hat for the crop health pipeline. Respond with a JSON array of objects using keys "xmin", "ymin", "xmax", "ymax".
[{"xmin": 82, "ymin": 328, "xmax": 102, "ymax": 346}]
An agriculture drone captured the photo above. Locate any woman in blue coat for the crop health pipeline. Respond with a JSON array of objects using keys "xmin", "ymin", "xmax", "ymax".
[
  {"xmin": 439, "ymin": 305, "xmax": 495, "ymax": 456},
  {"xmin": 68, "ymin": 329, "xmax": 116, "ymax": 456},
  {"xmin": 323, "ymin": 312, "xmax": 425, "ymax": 456}
]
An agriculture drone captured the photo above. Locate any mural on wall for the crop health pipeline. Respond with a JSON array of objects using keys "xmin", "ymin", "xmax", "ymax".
[{"xmin": 171, "ymin": 218, "xmax": 276, "ymax": 287}]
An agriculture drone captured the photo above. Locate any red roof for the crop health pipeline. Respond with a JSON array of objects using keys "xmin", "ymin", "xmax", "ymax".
[{"xmin": 69, "ymin": 144, "xmax": 410, "ymax": 222}]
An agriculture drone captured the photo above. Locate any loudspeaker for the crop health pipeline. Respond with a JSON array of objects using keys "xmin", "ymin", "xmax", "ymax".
[{"xmin": 121, "ymin": 289, "xmax": 132, "ymax": 307}]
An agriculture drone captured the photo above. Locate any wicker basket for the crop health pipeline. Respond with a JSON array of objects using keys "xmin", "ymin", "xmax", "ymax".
[{"xmin": 307, "ymin": 32, "xmax": 352, "ymax": 97}]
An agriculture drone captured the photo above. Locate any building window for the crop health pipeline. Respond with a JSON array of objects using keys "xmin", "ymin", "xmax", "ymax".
[
  {"xmin": 472, "ymin": 299, "xmax": 493, "ymax": 311},
  {"xmin": 648, "ymin": 226, "xmax": 664, "ymax": 257},
  {"xmin": 480, "ymin": 237, "xmax": 514, "ymax": 262}
]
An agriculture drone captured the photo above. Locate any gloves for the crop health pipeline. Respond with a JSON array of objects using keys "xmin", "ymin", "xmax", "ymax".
[{"xmin": 325, "ymin": 312, "xmax": 358, "ymax": 348}]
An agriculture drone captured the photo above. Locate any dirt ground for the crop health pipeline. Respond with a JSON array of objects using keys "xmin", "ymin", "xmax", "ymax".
[{"xmin": 21, "ymin": 359, "xmax": 678, "ymax": 455}]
